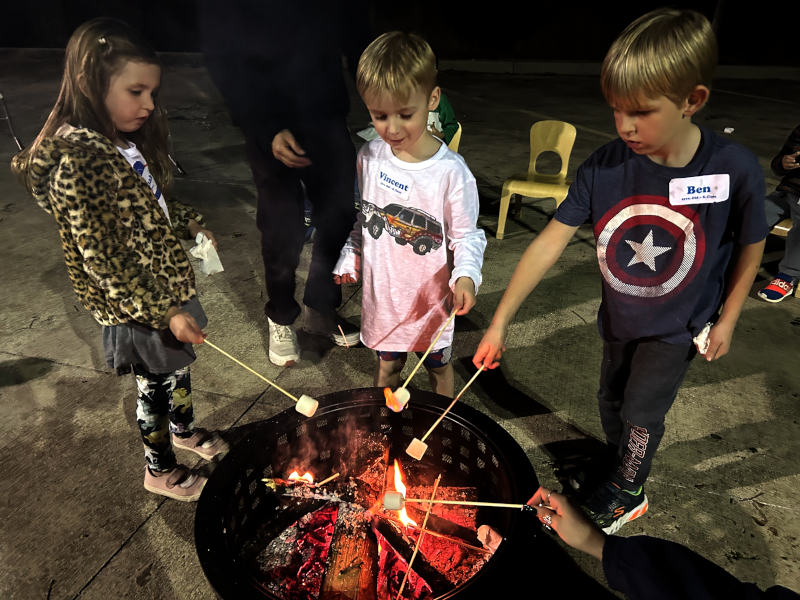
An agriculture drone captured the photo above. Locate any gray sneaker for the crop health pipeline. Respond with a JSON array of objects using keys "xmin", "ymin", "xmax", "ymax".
[
  {"xmin": 267, "ymin": 318, "xmax": 300, "ymax": 366},
  {"xmin": 303, "ymin": 306, "xmax": 360, "ymax": 347}
]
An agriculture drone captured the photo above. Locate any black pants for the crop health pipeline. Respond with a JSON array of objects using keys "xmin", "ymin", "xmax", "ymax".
[
  {"xmin": 245, "ymin": 121, "xmax": 357, "ymax": 325},
  {"xmin": 597, "ymin": 339, "xmax": 696, "ymax": 489}
]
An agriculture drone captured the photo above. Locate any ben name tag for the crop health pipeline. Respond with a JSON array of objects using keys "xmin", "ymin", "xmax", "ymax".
[
  {"xmin": 669, "ymin": 174, "xmax": 729, "ymax": 205},
  {"xmin": 377, "ymin": 169, "xmax": 412, "ymax": 200}
]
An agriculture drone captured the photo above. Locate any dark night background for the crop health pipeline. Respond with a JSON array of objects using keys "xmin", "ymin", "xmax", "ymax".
[{"xmin": 0, "ymin": 1, "xmax": 794, "ymax": 65}]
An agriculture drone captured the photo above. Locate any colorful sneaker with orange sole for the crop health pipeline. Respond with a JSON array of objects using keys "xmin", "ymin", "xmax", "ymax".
[
  {"xmin": 581, "ymin": 481, "xmax": 649, "ymax": 534},
  {"xmin": 758, "ymin": 273, "xmax": 797, "ymax": 303}
]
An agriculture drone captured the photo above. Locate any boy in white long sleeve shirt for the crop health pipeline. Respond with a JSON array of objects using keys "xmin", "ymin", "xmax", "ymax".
[{"xmin": 334, "ymin": 31, "xmax": 486, "ymax": 397}]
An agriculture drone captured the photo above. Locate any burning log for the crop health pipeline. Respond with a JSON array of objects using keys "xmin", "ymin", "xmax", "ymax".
[
  {"xmin": 320, "ymin": 502, "xmax": 378, "ymax": 599},
  {"xmin": 371, "ymin": 515, "xmax": 452, "ymax": 595}
]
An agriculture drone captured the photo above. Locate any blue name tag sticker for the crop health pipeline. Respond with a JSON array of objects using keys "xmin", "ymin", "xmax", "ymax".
[{"xmin": 669, "ymin": 174, "xmax": 729, "ymax": 205}]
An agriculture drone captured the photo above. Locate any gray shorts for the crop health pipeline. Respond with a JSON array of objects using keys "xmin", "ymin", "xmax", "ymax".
[{"xmin": 103, "ymin": 297, "xmax": 208, "ymax": 375}]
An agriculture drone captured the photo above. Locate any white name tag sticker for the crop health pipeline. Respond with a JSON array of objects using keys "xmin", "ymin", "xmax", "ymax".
[
  {"xmin": 669, "ymin": 174, "xmax": 729, "ymax": 205},
  {"xmin": 377, "ymin": 169, "xmax": 412, "ymax": 200}
]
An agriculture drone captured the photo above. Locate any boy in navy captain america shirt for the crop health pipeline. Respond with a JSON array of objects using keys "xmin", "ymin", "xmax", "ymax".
[{"xmin": 473, "ymin": 8, "xmax": 767, "ymax": 534}]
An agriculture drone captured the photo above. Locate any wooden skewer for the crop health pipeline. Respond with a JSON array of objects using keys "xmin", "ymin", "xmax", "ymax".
[
  {"xmin": 396, "ymin": 474, "xmax": 442, "ymax": 600},
  {"xmin": 337, "ymin": 325, "xmax": 350, "ymax": 348},
  {"xmin": 203, "ymin": 339, "xmax": 299, "ymax": 402},
  {"xmin": 402, "ymin": 497, "xmax": 552, "ymax": 511},
  {"xmin": 399, "ymin": 308, "xmax": 457, "ymax": 390},
  {"xmin": 420, "ymin": 365, "xmax": 485, "ymax": 443},
  {"xmin": 315, "ymin": 472, "xmax": 340, "ymax": 487},
  {"xmin": 410, "ymin": 527, "xmax": 493, "ymax": 556}
]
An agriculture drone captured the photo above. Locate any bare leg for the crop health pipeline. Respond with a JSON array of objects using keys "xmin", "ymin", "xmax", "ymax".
[
  {"xmin": 375, "ymin": 356, "xmax": 406, "ymax": 388},
  {"xmin": 427, "ymin": 363, "xmax": 454, "ymax": 398}
]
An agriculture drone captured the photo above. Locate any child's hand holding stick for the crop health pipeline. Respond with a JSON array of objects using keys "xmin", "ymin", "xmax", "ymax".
[{"xmin": 165, "ymin": 306, "xmax": 206, "ymax": 345}]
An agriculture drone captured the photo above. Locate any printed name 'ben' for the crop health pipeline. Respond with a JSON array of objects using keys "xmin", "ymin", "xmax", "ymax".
[{"xmin": 686, "ymin": 185, "xmax": 711, "ymax": 194}]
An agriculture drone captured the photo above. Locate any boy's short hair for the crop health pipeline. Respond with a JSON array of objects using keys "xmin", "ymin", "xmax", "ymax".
[
  {"xmin": 357, "ymin": 31, "xmax": 437, "ymax": 101},
  {"xmin": 601, "ymin": 8, "xmax": 717, "ymax": 108}
]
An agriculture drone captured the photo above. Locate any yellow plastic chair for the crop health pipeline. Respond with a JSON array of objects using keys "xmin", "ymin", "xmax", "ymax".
[
  {"xmin": 447, "ymin": 122, "xmax": 462, "ymax": 152},
  {"xmin": 771, "ymin": 218, "xmax": 792, "ymax": 238},
  {"xmin": 496, "ymin": 120, "xmax": 577, "ymax": 239}
]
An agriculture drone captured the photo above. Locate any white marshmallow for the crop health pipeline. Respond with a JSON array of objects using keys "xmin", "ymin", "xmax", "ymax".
[
  {"xmin": 405, "ymin": 437, "xmax": 428, "ymax": 460},
  {"xmin": 384, "ymin": 490, "xmax": 405, "ymax": 510},
  {"xmin": 295, "ymin": 394, "xmax": 318, "ymax": 417},
  {"xmin": 387, "ymin": 387, "xmax": 410, "ymax": 412}
]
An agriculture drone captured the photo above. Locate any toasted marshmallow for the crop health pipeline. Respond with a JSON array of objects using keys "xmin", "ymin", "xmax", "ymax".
[{"xmin": 383, "ymin": 490, "xmax": 405, "ymax": 510}]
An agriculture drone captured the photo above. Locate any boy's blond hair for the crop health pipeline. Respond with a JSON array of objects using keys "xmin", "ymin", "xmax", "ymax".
[
  {"xmin": 601, "ymin": 8, "xmax": 717, "ymax": 108},
  {"xmin": 357, "ymin": 31, "xmax": 437, "ymax": 101}
]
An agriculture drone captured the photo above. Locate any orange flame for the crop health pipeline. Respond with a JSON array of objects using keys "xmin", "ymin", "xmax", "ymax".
[
  {"xmin": 384, "ymin": 387, "xmax": 404, "ymax": 412},
  {"xmin": 392, "ymin": 459, "xmax": 417, "ymax": 528},
  {"xmin": 288, "ymin": 470, "xmax": 314, "ymax": 484}
]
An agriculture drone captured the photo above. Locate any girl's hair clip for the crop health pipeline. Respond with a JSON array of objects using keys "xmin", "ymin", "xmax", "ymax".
[{"xmin": 98, "ymin": 36, "xmax": 107, "ymax": 45}]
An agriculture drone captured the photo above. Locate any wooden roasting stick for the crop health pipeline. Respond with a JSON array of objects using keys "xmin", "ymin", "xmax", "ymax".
[
  {"xmin": 203, "ymin": 339, "xmax": 318, "ymax": 416},
  {"xmin": 384, "ymin": 491, "xmax": 551, "ymax": 512},
  {"xmin": 386, "ymin": 308, "xmax": 458, "ymax": 412},
  {"xmin": 396, "ymin": 474, "xmax": 442, "ymax": 600},
  {"xmin": 406, "ymin": 365, "xmax": 486, "ymax": 460},
  {"xmin": 315, "ymin": 472, "xmax": 340, "ymax": 487},
  {"xmin": 385, "ymin": 518, "xmax": 492, "ymax": 556}
]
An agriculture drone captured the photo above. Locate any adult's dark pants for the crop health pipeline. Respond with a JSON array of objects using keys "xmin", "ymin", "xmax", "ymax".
[
  {"xmin": 244, "ymin": 121, "xmax": 357, "ymax": 326},
  {"xmin": 597, "ymin": 339, "xmax": 696, "ymax": 489}
]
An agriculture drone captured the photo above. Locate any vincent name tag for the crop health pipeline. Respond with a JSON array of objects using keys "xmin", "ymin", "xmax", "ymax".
[
  {"xmin": 377, "ymin": 169, "xmax": 412, "ymax": 200},
  {"xmin": 669, "ymin": 174, "xmax": 729, "ymax": 205}
]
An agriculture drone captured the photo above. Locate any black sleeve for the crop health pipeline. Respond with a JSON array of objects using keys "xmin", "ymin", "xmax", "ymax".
[{"xmin": 602, "ymin": 535, "xmax": 799, "ymax": 600}]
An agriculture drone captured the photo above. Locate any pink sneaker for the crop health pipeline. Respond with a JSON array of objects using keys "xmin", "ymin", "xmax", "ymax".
[
  {"xmin": 143, "ymin": 465, "xmax": 207, "ymax": 502},
  {"xmin": 172, "ymin": 428, "xmax": 229, "ymax": 460}
]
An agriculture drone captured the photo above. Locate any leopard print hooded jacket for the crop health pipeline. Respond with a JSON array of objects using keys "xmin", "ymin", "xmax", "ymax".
[{"xmin": 26, "ymin": 125, "xmax": 202, "ymax": 329}]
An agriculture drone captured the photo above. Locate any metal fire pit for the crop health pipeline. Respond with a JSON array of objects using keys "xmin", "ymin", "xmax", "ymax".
[{"xmin": 195, "ymin": 387, "xmax": 542, "ymax": 599}]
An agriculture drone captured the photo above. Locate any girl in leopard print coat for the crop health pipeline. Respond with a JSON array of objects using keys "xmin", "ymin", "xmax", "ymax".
[{"xmin": 12, "ymin": 18, "xmax": 227, "ymax": 502}]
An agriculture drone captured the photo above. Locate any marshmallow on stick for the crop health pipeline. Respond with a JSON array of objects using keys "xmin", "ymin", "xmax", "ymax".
[
  {"xmin": 203, "ymin": 339, "xmax": 318, "ymax": 417},
  {"xmin": 406, "ymin": 365, "xmax": 485, "ymax": 460},
  {"xmin": 385, "ymin": 308, "xmax": 458, "ymax": 412}
]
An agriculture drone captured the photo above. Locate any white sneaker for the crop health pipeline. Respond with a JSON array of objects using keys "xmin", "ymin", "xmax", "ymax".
[{"xmin": 267, "ymin": 318, "xmax": 300, "ymax": 366}]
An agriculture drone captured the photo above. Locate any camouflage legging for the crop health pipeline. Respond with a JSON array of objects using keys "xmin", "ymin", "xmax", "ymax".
[{"xmin": 133, "ymin": 365, "xmax": 195, "ymax": 472}]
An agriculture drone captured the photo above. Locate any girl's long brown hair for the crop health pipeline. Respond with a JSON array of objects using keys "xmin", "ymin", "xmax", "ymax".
[{"xmin": 12, "ymin": 17, "xmax": 172, "ymax": 191}]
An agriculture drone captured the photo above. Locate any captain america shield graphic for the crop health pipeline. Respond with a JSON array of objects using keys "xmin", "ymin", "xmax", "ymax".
[{"xmin": 594, "ymin": 195, "xmax": 706, "ymax": 299}]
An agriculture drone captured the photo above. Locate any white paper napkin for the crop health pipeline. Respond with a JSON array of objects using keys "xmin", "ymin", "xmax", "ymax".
[{"xmin": 189, "ymin": 232, "xmax": 224, "ymax": 276}]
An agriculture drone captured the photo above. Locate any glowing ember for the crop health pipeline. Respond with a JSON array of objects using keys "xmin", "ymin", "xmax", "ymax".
[
  {"xmin": 288, "ymin": 470, "xmax": 314, "ymax": 484},
  {"xmin": 392, "ymin": 460, "xmax": 417, "ymax": 528}
]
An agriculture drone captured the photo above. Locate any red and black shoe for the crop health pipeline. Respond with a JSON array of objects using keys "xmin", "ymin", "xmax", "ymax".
[{"xmin": 758, "ymin": 273, "xmax": 797, "ymax": 303}]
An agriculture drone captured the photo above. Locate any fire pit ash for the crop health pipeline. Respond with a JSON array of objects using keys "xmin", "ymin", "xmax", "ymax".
[{"xmin": 195, "ymin": 387, "xmax": 541, "ymax": 599}]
